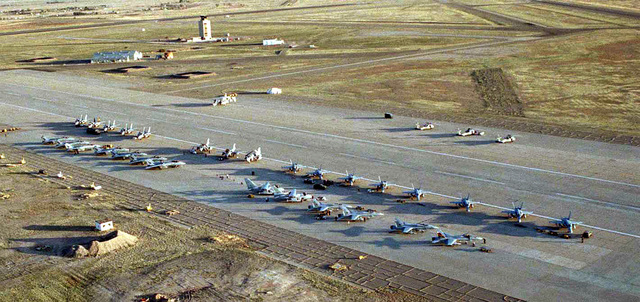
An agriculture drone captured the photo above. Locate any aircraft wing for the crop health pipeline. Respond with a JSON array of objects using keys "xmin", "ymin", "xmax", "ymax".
[
  {"xmin": 402, "ymin": 227, "xmax": 414, "ymax": 234},
  {"xmin": 351, "ymin": 214, "xmax": 362, "ymax": 221},
  {"xmin": 522, "ymin": 210, "xmax": 533, "ymax": 215},
  {"xmin": 568, "ymin": 220, "xmax": 583, "ymax": 226},
  {"xmin": 501, "ymin": 209, "xmax": 515, "ymax": 215},
  {"xmin": 445, "ymin": 238, "xmax": 457, "ymax": 246}
]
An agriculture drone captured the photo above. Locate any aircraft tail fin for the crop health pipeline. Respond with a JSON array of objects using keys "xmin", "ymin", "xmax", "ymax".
[{"xmin": 245, "ymin": 178, "xmax": 257, "ymax": 190}]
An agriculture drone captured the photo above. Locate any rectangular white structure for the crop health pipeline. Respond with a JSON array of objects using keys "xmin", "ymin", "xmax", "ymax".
[
  {"xmin": 263, "ymin": 39, "xmax": 285, "ymax": 46},
  {"xmin": 95, "ymin": 220, "xmax": 114, "ymax": 232},
  {"xmin": 91, "ymin": 51, "xmax": 142, "ymax": 64}
]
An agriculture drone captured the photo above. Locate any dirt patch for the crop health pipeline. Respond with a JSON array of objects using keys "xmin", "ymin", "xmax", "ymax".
[
  {"xmin": 103, "ymin": 65, "xmax": 150, "ymax": 74},
  {"xmin": 470, "ymin": 68, "xmax": 524, "ymax": 116}
]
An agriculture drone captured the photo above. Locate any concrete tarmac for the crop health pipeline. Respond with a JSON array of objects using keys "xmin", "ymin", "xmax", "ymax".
[{"xmin": 0, "ymin": 70, "xmax": 638, "ymax": 301}]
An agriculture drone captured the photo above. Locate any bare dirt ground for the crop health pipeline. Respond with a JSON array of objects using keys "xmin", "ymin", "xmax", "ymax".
[{"xmin": 0, "ymin": 161, "xmax": 419, "ymax": 301}]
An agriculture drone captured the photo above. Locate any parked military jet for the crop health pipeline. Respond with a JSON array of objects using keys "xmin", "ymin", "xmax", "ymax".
[
  {"xmin": 111, "ymin": 150, "xmax": 147, "ymax": 160},
  {"xmin": 134, "ymin": 127, "xmax": 151, "ymax": 140},
  {"xmin": 245, "ymin": 178, "xmax": 286, "ymax": 195},
  {"xmin": 282, "ymin": 160, "xmax": 302, "ymax": 173},
  {"xmin": 245, "ymin": 147, "xmax": 262, "ymax": 163},
  {"xmin": 120, "ymin": 124, "xmax": 136, "ymax": 136},
  {"xmin": 190, "ymin": 138, "xmax": 212, "ymax": 154},
  {"xmin": 54, "ymin": 139, "xmax": 80, "ymax": 148},
  {"xmin": 368, "ymin": 176, "xmax": 390, "ymax": 193},
  {"xmin": 269, "ymin": 189, "xmax": 313, "ymax": 203},
  {"xmin": 305, "ymin": 168, "xmax": 327, "ymax": 180},
  {"xmin": 42, "ymin": 136, "xmax": 75, "ymax": 145},
  {"xmin": 94, "ymin": 145, "xmax": 122, "ymax": 156},
  {"xmin": 450, "ymin": 194, "xmax": 476, "ymax": 212},
  {"xmin": 63, "ymin": 141, "xmax": 91, "ymax": 151},
  {"xmin": 457, "ymin": 128, "xmax": 485, "ymax": 136},
  {"xmin": 389, "ymin": 218, "xmax": 437, "ymax": 234},
  {"xmin": 130, "ymin": 155, "xmax": 168, "ymax": 165},
  {"xmin": 307, "ymin": 199, "xmax": 349, "ymax": 215},
  {"xmin": 74, "ymin": 115, "xmax": 88, "ymax": 127},
  {"xmin": 431, "ymin": 230, "xmax": 486, "ymax": 246},
  {"xmin": 335, "ymin": 205, "xmax": 384, "ymax": 222},
  {"xmin": 68, "ymin": 143, "xmax": 101, "ymax": 154},
  {"xmin": 502, "ymin": 201, "xmax": 533, "ymax": 223},
  {"xmin": 549, "ymin": 212, "xmax": 583, "ymax": 233},
  {"xmin": 403, "ymin": 184, "xmax": 425, "ymax": 201},
  {"xmin": 212, "ymin": 93, "xmax": 237, "ymax": 106},
  {"xmin": 415, "ymin": 122, "xmax": 434, "ymax": 130},
  {"xmin": 220, "ymin": 143, "xmax": 238, "ymax": 160},
  {"xmin": 145, "ymin": 160, "xmax": 186, "ymax": 170},
  {"xmin": 87, "ymin": 118, "xmax": 103, "ymax": 129},
  {"xmin": 496, "ymin": 134, "xmax": 516, "ymax": 143},
  {"xmin": 338, "ymin": 171, "xmax": 361, "ymax": 186},
  {"xmin": 102, "ymin": 120, "xmax": 118, "ymax": 132}
]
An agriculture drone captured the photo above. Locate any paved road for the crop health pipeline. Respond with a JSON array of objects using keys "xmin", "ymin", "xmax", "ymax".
[{"xmin": 0, "ymin": 70, "xmax": 638, "ymax": 301}]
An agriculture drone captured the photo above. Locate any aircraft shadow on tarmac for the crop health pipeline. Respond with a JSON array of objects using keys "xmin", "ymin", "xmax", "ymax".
[
  {"xmin": 380, "ymin": 127, "xmax": 416, "ymax": 133},
  {"xmin": 165, "ymin": 102, "xmax": 212, "ymax": 108},
  {"xmin": 422, "ymin": 133, "xmax": 458, "ymax": 138},
  {"xmin": 453, "ymin": 140, "xmax": 496, "ymax": 146},
  {"xmin": 367, "ymin": 236, "xmax": 426, "ymax": 250},
  {"xmin": 328, "ymin": 226, "xmax": 386, "ymax": 237}
]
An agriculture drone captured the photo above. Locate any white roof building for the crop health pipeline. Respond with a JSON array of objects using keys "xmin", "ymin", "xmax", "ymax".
[
  {"xmin": 263, "ymin": 39, "xmax": 285, "ymax": 46},
  {"xmin": 91, "ymin": 51, "xmax": 143, "ymax": 64},
  {"xmin": 95, "ymin": 220, "xmax": 114, "ymax": 232}
]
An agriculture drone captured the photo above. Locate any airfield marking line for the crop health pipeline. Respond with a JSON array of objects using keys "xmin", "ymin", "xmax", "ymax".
[
  {"xmin": 3, "ymin": 82, "xmax": 639, "ymax": 190},
  {"xmin": 555, "ymin": 193, "xmax": 640, "ymax": 212},
  {"xmin": 2, "ymin": 102, "xmax": 640, "ymax": 239},
  {"xmin": 263, "ymin": 139, "xmax": 308, "ymax": 149},
  {"xmin": 434, "ymin": 170, "xmax": 506, "ymax": 185},
  {"xmin": 165, "ymin": 39, "xmax": 530, "ymax": 93},
  {"xmin": 338, "ymin": 152, "xmax": 398, "ymax": 166}
]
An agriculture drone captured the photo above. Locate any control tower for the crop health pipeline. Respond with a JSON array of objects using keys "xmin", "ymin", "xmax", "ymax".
[{"xmin": 198, "ymin": 16, "xmax": 211, "ymax": 40}]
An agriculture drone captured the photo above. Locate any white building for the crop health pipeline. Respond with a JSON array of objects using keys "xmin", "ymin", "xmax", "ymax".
[
  {"xmin": 267, "ymin": 88, "xmax": 282, "ymax": 94},
  {"xmin": 95, "ymin": 220, "xmax": 114, "ymax": 232},
  {"xmin": 91, "ymin": 51, "xmax": 143, "ymax": 63},
  {"xmin": 263, "ymin": 39, "xmax": 285, "ymax": 46},
  {"xmin": 199, "ymin": 16, "xmax": 212, "ymax": 40}
]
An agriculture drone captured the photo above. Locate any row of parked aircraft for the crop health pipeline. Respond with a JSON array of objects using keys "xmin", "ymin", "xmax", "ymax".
[{"xmin": 415, "ymin": 122, "xmax": 516, "ymax": 143}]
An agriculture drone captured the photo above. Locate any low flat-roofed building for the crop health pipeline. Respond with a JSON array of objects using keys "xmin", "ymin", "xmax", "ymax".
[{"xmin": 91, "ymin": 51, "xmax": 143, "ymax": 63}]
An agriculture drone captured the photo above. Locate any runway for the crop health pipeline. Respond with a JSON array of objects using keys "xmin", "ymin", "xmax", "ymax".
[{"xmin": 1, "ymin": 70, "xmax": 638, "ymax": 301}]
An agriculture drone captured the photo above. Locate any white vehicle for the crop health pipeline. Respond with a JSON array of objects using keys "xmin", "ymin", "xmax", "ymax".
[
  {"xmin": 190, "ymin": 138, "xmax": 212, "ymax": 154},
  {"xmin": 219, "ymin": 143, "xmax": 238, "ymax": 160},
  {"xmin": 74, "ymin": 115, "xmax": 88, "ymax": 127},
  {"xmin": 68, "ymin": 143, "xmax": 101, "ymax": 154},
  {"xmin": 267, "ymin": 88, "xmax": 282, "ymax": 95},
  {"xmin": 120, "ymin": 123, "xmax": 136, "ymax": 136},
  {"xmin": 134, "ymin": 127, "xmax": 151, "ymax": 140},
  {"xmin": 269, "ymin": 189, "xmax": 313, "ymax": 203},
  {"xmin": 212, "ymin": 93, "xmax": 237, "ymax": 106},
  {"xmin": 496, "ymin": 134, "xmax": 516, "ymax": 143},
  {"xmin": 244, "ymin": 147, "xmax": 262, "ymax": 163},
  {"xmin": 415, "ymin": 122, "xmax": 434, "ymax": 130},
  {"xmin": 145, "ymin": 160, "xmax": 186, "ymax": 170},
  {"xmin": 457, "ymin": 128, "xmax": 485, "ymax": 136},
  {"xmin": 42, "ymin": 136, "xmax": 75, "ymax": 145}
]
